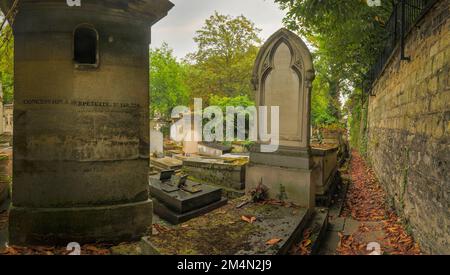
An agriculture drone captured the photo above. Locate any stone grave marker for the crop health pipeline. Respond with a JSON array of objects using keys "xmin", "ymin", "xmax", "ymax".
[
  {"xmin": 150, "ymin": 128, "xmax": 164, "ymax": 156},
  {"xmin": 246, "ymin": 28, "xmax": 316, "ymax": 208}
]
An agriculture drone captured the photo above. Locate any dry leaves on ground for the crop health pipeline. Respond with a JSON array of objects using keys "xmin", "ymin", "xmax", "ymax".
[
  {"xmin": 290, "ymin": 228, "xmax": 313, "ymax": 255},
  {"xmin": 337, "ymin": 151, "xmax": 421, "ymax": 255},
  {"xmin": 241, "ymin": 215, "xmax": 257, "ymax": 224},
  {"xmin": 1, "ymin": 244, "xmax": 111, "ymax": 255},
  {"xmin": 266, "ymin": 238, "xmax": 282, "ymax": 246}
]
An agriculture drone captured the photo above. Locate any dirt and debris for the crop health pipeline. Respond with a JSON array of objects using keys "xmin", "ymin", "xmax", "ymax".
[{"xmin": 149, "ymin": 196, "xmax": 308, "ymax": 255}]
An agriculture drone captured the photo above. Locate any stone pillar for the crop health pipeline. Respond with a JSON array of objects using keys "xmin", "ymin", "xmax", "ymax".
[
  {"xmin": 246, "ymin": 29, "xmax": 316, "ymax": 208},
  {"xmin": 0, "ymin": 0, "xmax": 173, "ymax": 245}
]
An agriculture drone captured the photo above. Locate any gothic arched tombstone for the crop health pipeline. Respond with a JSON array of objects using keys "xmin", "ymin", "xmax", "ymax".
[
  {"xmin": 246, "ymin": 29, "xmax": 316, "ymax": 208},
  {"xmin": 253, "ymin": 28, "xmax": 315, "ymax": 150}
]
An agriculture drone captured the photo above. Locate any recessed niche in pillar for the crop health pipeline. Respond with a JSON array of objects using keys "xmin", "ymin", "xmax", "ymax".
[{"xmin": 74, "ymin": 24, "xmax": 99, "ymax": 68}]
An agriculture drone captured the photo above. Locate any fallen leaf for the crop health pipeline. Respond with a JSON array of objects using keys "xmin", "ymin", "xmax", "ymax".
[
  {"xmin": 266, "ymin": 238, "xmax": 282, "ymax": 246},
  {"xmin": 241, "ymin": 215, "xmax": 256, "ymax": 224},
  {"xmin": 302, "ymin": 239, "xmax": 312, "ymax": 247}
]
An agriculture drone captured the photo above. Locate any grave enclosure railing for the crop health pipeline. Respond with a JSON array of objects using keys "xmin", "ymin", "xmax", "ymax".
[{"xmin": 364, "ymin": 0, "xmax": 440, "ymax": 94}]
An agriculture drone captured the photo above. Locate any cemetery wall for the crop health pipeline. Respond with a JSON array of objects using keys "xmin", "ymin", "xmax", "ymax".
[{"xmin": 367, "ymin": 0, "xmax": 449, "ymax": 254}]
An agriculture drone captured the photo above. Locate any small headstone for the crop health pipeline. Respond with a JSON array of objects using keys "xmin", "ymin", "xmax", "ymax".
[{"xmin": 150, "ymin": 129, "xmax": 164, "ymax": 156}]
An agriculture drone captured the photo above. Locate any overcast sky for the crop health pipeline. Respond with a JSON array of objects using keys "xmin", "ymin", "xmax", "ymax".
[{"xmin": 151, "ymin": 0, "xmax": 286, "ymax": 58}]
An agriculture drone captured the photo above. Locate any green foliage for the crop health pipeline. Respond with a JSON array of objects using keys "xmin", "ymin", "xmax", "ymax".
[
  {"xmin": 150, "ymin": 43, "xmax": 190, "ymax": 119},
  {"xmin": 209, "ymin": 94, "xmax": 254, "ymax": 110},
  {"xmin": 209, "ymin": 94, "xmax": 255, "ymax": 141},
  {"xmin": 275, "ymin": 0, "xmax": 393, "ymax": 150},
  {"xmin": 186, "ymin": 12, "xmax": 262, "ymax": 102},
  {"xmin": 0, "ymin": 22, "xmax": 14, "ymax": 104},
  {"xmin": 276, "ymin": 0, "xmax": 392, "ymax": 85},
  {"xmin": 345, "ymin": 88, "xmax": 368, "ymax": 154},
  {"xmin": 311, "ymin": 62, "xmax": 339, "ymax": 126}
]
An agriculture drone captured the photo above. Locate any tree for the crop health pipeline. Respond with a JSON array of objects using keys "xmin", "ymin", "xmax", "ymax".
[
  {"xmin": 311, "ymin": 67, "xmax": 339, "ymax": 126},
  {"xmin": 0, "ymin": 14, "xmax": 14, "ymax": 104},
  {"xmin": 186, "ymin": 12, "xmax": 262, "ymax": 102},
  {"xmin": 275, "ymin": 0, "xmax": 392, "ymax": 85},
  {"xmin": 150, "ymin": 43, "xmax": 190, "ymax": 120},
  {"xmin": 275, "ymin": 0, "xmax": 393, "ymax": 144},
  {"xmin": 209, "ymin": 94, "xmax": 255, "ymax": 142}
]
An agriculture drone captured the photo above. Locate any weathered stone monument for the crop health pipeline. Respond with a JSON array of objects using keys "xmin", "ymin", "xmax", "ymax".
[
  {"xmin": 246, "ymin": 29, "xmax": 316, "ymax": 208},
  {"xmin": 0, "ymin": 0, "xmax": 173, "ymax": 244}
]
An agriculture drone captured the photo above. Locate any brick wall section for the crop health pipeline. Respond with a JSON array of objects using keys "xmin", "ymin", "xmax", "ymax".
[{"xmin": 367, "ymin": 0, "xmax": 449, "ymax": 254}]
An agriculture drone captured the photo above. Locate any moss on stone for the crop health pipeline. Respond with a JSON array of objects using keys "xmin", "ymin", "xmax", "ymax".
[{"xmin": 148, "ymin": 196, "xmax": 305, "ymax": 255}]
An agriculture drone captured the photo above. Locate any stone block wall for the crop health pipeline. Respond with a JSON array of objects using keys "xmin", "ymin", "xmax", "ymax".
[{"xmin": 367, "ymin": 0, "xmax": 449, "ymax": 254}]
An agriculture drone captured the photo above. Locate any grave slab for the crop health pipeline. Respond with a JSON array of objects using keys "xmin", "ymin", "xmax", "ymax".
[
  {"xmin": 149, "ymin": 177, "xmax": 223, "ymax": 214},
  {"xmin": 151, "ymin": 157, "xmax": 183, "ymax": 172},
  {"xmin": 149, "ymin": 175, "xmax": 228, "ymax": 225},
  {"xmin": 147, "ymin": 196, "xmax": 313, "ymax": 255},
  {"xmin": 152, "ymin": 197, "xmax": 228, "ymax": 225}
]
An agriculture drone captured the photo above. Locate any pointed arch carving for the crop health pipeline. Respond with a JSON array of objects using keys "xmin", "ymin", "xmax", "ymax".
[{"xmin": 252, "ymin": 28, "xmax": 315, "ymax": 149}]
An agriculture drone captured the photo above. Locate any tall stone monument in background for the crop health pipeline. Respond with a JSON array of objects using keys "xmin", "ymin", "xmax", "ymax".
[
  {"xmin": 246, "ymin": 29, "xmax": 316, "ymax": 208},
  {"xmin": 0, "ymin": 0, "xmax": 173, "ymax": 244}
]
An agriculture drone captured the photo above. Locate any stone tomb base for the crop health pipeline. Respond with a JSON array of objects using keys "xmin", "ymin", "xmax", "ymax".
[
  {"xmin": 246, "ymin": 150, "xmax": 315, "ymax": 208},
  {"xmin": 9, "ymin": 200, "xmax": 153, "ymax": 245},
  {"xmin": 182, "ymin": 157, "xmax": 247, "ymax": 190},
  {"xmin": 149, "ymin": 177, "xmax": 227, "ymax": 224},
  {"xmin": 311, "ymin": 146, "xmax": 339, "ymax": 196}
]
